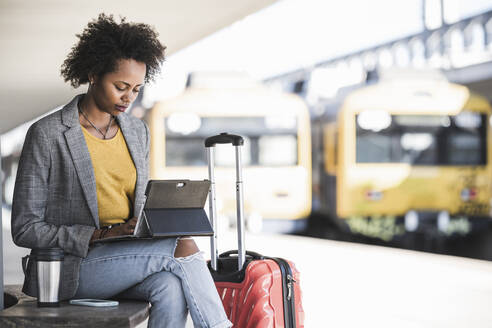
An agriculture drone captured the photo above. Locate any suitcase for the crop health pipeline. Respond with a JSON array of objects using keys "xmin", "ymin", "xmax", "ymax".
[{"xmin": 205, "ymin": 133, "xmax": 304, "ymax": 328}]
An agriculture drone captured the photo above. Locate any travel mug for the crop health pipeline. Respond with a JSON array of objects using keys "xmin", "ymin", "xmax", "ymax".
[{"xmin": 23, "ymin": 248, "xmax": 64, "ymax": 307}]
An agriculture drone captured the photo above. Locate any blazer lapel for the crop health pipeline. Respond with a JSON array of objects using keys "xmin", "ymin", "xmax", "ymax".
[
  {"xmin": 62, "ymin": 95, "xmax": 100, "ymax": 228},
  {"xmin": 116, "ymin": 114, "xmax": 145, "ymax": 216}
]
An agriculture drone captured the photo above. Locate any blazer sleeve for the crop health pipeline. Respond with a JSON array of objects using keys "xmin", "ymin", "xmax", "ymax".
[{"xmin": 11, "ymin": 122, "xmax": 95, "ymax": 258}]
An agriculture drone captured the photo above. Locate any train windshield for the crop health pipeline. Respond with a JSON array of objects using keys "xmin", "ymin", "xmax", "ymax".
[
  {"xmin": 164, "ymin": 115, "xmax": 298, "ymax": 166},
  {"xmin": 356, "ymin": 112, "xmax": 487, "ymax": 165}
]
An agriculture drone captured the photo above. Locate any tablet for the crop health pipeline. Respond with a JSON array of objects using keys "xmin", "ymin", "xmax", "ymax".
[{"xmin": 143, "ymin": 180, "xmax": 214, "ymax": 237}]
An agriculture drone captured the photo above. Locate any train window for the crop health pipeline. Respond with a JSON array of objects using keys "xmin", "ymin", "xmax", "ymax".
[
  {"xmin": 164, "ymin": 116, "xmax": 298, "ymax": 166},
  {"xmin": 215, "ymin": 139, "xmax": 252, "ymax": 166},
  {"xmin": 356, "ymin": 113, "xmax": 486, "ymax": 165},
  {"xmin": 356, "ymin": 134, "xmax": 396, "ymax": 163},
  {"xmin": 165, "ymin": 138, "xmax": 207, "ymax": 166},
  {"xmin": 258, "ymin": 135, "xmax": 297, "ymax": 166},
  {"xmin": 447, "ymin": 133, "xmax": 483, "ymax": 165},
  {"xmin": 400, "ymin": 133, "xmax": 437, "ymax": 165}
]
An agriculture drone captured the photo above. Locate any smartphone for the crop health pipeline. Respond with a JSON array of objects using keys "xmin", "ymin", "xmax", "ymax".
[{"xmin": 69, "ymin": 299, "xmax": 119, "ymax": 307}]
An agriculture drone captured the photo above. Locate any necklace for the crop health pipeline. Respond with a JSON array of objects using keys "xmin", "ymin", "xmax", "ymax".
[{"xmin": 78, "ymin": 103, "xmax": 115, "ymax": 139}]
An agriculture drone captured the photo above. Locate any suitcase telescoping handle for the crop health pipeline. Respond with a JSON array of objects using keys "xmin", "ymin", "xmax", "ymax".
[{"xmin": 205, "ymin": 133, "xmax": 246, "ymax": 271}]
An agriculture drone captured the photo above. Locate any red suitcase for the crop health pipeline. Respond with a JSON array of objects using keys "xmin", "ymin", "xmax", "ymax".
[{"xmin": 205, "ymin": 133, "xmax": 305, "ymax": 328}]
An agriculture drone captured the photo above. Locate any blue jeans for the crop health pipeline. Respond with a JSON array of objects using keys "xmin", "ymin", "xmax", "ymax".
[{"xmin": 74, "ymin": 238, "xmax": 232, "ymax": 328}]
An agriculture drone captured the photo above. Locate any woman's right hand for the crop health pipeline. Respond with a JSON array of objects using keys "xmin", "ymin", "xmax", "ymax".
[
  {"xmin": 89, "ymin": 217, "xmax": 138, "ymax": 244},
  {"xmin": 105, "ymin": 217, "xmax": 138, "ymax": 238}
]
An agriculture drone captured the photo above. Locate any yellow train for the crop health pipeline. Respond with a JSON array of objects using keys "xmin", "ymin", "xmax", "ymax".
[
  {"xmin": 314, "ymin": 73, "xmax": 492, "ymax": 240},
  {"xmin": 145, "ymin": 73, "xmax": 311, "ymax": 233}
]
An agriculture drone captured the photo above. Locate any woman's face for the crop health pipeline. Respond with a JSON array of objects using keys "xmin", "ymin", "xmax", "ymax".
[{"xmin": 91, "ymin": 58, "xmax": 146, "ymax": 116}]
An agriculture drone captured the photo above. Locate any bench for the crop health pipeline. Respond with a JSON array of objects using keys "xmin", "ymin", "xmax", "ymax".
[{"xmin": 0, "ymin": 285, "xmax": 149, "ymax": 327}]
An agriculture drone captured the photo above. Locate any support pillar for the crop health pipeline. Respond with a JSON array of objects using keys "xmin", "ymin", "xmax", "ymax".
[{"xmin": 0, "ymin": 137, "xmax": 4, "ymax": 309}]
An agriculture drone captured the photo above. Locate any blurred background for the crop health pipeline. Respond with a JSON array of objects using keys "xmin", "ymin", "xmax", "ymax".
[{"xmin": 2, "ymin": 0, "xmax": 492, "ymax": 326}]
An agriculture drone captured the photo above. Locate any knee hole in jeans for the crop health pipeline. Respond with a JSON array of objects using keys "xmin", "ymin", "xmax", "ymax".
[{"xmin": 174, "ymin": 238, "xmax": 200, "ymax": 258}]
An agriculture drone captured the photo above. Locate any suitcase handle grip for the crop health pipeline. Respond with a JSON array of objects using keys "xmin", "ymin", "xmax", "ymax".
[
  {"xmin": 219, "ymin": 250, "xmax": 264, "ymax": 260},
  {"xmin": 205, "ymin": 133, "xmax": 244, "ymax": 147}
]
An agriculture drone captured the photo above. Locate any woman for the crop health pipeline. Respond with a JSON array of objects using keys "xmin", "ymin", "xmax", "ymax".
[{"xmin": 11, "ymin": 14, "xmax": 232, "ymax": 328}]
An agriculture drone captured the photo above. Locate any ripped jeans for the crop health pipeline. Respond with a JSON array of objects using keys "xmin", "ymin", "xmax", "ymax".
[{"xmin": 74, "ymin": 238, "xmax": 232, "ymax": 328}]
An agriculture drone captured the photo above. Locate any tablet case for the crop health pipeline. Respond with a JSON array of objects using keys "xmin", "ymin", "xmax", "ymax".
[{"xmin": 143, "ymin": 180, "xmax": 214, "ymax": 237}]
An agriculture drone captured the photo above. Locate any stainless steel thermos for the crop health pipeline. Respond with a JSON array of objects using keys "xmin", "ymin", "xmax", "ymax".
[{"xmin": 22, "ymin": 248, "xmax": 64, "ymax": 307}]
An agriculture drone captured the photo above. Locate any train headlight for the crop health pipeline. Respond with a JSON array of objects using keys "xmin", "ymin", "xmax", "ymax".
[
  {"xmin": 365, "ymin": 190, "xmax": 383, "ymax": 201},
  {"xmin": 404, "ymin": 211, "xmax": 419, "ymax": 232},
  {"xmin": 437, "ymin": 211, "xmax": 450, "ymax": 233},
  {"xmin": 460, "ymin": 188, "xmax": 477, "ymax": 202},
  {"xmin": 357, "ymin": 110, "xmax": 391, "ymax": 132},
  {"xmin": 167, "ymin": 112, "xmax": 201, "ymax": 135}
]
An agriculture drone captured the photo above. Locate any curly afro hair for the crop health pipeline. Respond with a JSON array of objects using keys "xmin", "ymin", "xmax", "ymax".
[{"xmin": 61, "ymin": 13, "xmax": 166, "ymax": 88}]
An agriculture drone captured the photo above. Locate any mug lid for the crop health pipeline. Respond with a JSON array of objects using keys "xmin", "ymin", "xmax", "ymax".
[{"xmin": 32, "ymin": 248, "xmax": 64, "ymax": 261}]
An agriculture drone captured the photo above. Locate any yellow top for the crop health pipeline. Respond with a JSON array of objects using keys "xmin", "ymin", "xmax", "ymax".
[{"xmin": 81, "ymin": 125, "xmax": 137, "ymax": 227}]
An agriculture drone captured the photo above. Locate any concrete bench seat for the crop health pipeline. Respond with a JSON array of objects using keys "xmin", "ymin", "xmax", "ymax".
[{"xmin": 0, "ymin": 285, "xmax": 149, "ymax": 328}]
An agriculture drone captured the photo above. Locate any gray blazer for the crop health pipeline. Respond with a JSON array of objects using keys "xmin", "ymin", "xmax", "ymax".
[{"xmin": 11, "ymin": 94, "xmax": 150, "ymax": 300}]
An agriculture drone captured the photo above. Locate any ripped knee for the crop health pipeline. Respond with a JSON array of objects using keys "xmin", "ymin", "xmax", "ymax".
[{"xmin": 174, "ymin": 238, "xmax": 200, "ymax": 258}]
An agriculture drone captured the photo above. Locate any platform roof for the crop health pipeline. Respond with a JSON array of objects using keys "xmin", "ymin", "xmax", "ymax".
[{"xmin": 0, "ymin": 0, "xmax": 278, "ymax": 133}]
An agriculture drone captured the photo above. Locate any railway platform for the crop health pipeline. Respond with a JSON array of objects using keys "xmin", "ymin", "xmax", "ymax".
[
  {"xmin": 3, "ymin": 216, "xmax": 492, "ymax": 327},
  {"xmin": 194, "ymin": 229, "xmax": 492, "ymax": 328}
]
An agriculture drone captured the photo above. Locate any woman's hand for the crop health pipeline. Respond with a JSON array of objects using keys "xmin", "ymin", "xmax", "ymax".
[
  {"xmin": 89, "ymin": 217, "xmax": 138, "ymax": 244},
  {"xmin": 105, "ymin": 217, "xmax": 138, "ymax": 238}
]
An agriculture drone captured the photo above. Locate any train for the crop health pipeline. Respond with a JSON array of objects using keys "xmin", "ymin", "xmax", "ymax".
[
  {"xmin": 144, "ymin": 70, "xmax": 492, "ymax": 239},
  {"xmin": 145, "ymin": 72, "xmax": 312, "ymax": 233},
  {"xmin": 312, "ymin": 70, "xmax": 492, "ymax": 240}
]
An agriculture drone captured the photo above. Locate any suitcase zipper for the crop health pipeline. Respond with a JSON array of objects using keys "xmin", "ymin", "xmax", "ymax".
[
  {"xmin": 287, "ymin": 274, "xmax": 297, "ymax": 301},
  {"xmin": 269, "ymin": 257, "xmax": 297, "ymax": 328}
]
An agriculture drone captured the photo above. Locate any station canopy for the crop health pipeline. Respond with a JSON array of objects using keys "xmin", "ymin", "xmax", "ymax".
[{"xmin": 0, "ymin": 0, "xmax": 278, "ymax": 133}]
